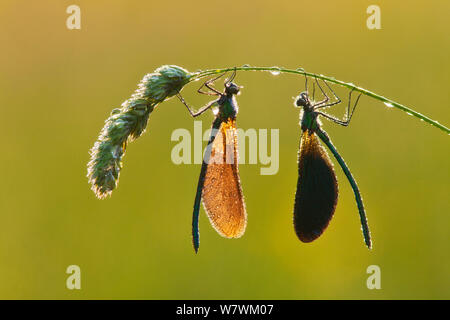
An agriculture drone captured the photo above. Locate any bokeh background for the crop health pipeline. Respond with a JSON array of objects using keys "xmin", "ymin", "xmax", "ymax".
[{"xmin": 0, "ymin": 0, "xmax": 448, "ymax": 299}]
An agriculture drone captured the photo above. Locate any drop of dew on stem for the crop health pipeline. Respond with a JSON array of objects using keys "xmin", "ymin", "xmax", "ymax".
[
  {"xmin": 242, "ymin": 64, "xmax": 251, "ymax": 68},
  {"xmin": 270, "ymin": 67, "xmax": 281, "ymax": 76},
  {"xmin": 384, "ymin": 102, "xmax": 394, "ymax": 108}
]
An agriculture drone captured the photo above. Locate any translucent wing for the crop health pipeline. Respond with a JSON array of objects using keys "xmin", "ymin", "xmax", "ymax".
[
  {"xmin": 294, "ymin": 130, "xmax": 338, "ymax": 242},
  {"xmin": 201, "ymin": 119, "xmax": 247, "ymax": 238}
]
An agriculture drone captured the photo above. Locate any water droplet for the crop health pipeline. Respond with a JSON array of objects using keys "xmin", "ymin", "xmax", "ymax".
[
  {"xmin": 242, "ymin": 64, "xmax": 251, "ymax": 68},
  {"xmin": 212, "ymin": 107, "xmax": 219, "ymax": 115},
  {"xmin": 296, "ymin": 67, "xmax": 305, "ymax": 72},
  {"xmin": 406, "ymin": 112, "xmax": 413, "ymax": 116},
  {"xmin": 270, "ymin": 67, "xmax": 281, "ymax": 76},
  {"xmin": 384, "ymin": 102, "xmax": 394, "ymax": 108}
]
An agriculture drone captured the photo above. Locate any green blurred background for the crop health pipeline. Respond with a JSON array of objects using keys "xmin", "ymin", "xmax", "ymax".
[{"xmin": 0, "ymin": 0, "xmax": 448, "ymax": 299}]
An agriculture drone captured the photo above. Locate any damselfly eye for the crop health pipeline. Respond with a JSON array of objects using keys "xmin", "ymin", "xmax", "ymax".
[
  {"xmin": 296, "ymin": 92, "xmax": 309, "ymax": 107},
  {"xmin": 226, "ymin": 82, "xmax": 240, "ymax": 95}
]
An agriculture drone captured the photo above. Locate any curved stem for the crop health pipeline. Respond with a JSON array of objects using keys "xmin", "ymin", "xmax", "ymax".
[{"xmin": 188, "ymin": 66, "xmax": 450, "ymax": 134}]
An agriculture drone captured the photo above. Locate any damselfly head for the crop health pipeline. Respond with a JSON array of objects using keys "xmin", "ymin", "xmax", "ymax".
[
  {"xmin": 295, "ymin": 92, "xmax": 310, "ymax": 107},
  {"xmin": 225, "ymin": 82, "xmax": 240, "ymax": 95}
]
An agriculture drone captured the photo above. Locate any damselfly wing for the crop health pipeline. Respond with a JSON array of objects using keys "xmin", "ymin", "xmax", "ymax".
[{"xmin": 294, "ymin": 130, "xmax": 338, "ymax": 242}]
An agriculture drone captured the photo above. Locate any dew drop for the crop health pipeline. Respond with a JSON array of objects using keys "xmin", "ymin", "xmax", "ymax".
[
  {"xmin": 406, "ymin": 112, "xmax": 413, "ymax": 116},
  {"xmin": 270, "ymin": 67, "xmax": 281, "ymax": 76},
  {"xmin": 242, "ymin": 64, "xmax": 251, "ymax": 68},
  {"xmin": 384, "ymin": 102, "xmax": 394, "ymax": 108}
]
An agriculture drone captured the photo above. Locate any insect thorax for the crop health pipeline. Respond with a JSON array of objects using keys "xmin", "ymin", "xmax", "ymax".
[
  {"xmin": 218, "ymin": 96, "xmax": 238, "ymax": 121},
  {"xmin": 301, "ymin": 109, "xmax": 319, "ymax": 132}
]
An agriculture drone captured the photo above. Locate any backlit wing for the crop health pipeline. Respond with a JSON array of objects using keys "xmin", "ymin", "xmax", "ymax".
[
  {"xmin": 294, "ymin": 130, "xmax": 338, "ymax": 242},
  {"xmin": 201, "ymin": 119, "xmax": 247, "ymax": 238}
]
